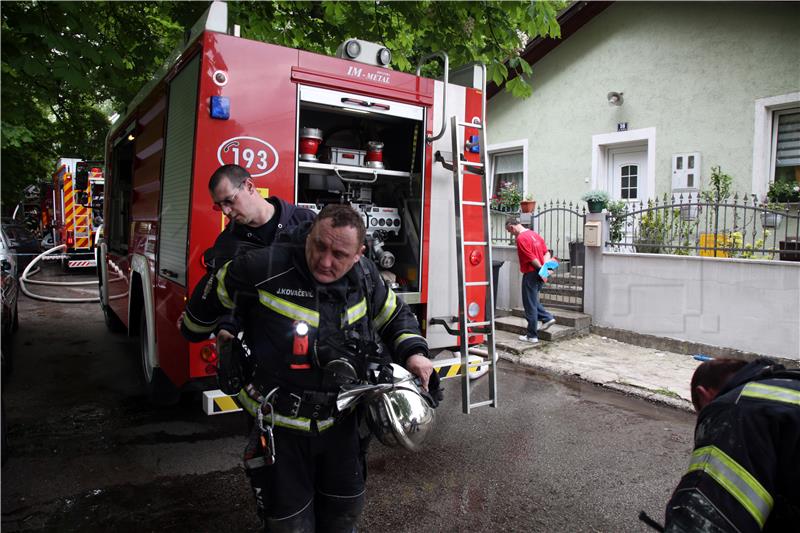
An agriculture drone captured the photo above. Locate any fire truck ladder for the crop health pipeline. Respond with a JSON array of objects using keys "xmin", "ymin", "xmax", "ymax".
[
  {"xmin": 73, "ymin": 213, "xmax": 92, "ymax": 250},
  {"xmin": 431, "ymin": 100, "xmax": 497, "ymax": 413}
]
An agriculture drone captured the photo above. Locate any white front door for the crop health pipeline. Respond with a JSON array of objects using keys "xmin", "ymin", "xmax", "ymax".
[{"xmin": 609, "ymin": 147, "xmax": 648, "ymax": 202}]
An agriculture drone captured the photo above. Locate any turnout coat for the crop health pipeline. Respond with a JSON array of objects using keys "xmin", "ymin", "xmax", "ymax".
[{"xmin": 182, "ymin": 223, "xmax": 428, "ymax": 432}]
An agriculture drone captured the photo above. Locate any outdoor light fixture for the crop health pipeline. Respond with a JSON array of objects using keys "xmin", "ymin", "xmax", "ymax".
[{"xmin": 607, "ymin": 91, "xmax": 624, "ymax": 106}]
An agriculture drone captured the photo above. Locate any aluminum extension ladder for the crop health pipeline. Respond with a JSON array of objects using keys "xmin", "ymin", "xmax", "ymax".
[{"xmin": 431, "ymin": 64, "xmax": 498, "ymax": 414}]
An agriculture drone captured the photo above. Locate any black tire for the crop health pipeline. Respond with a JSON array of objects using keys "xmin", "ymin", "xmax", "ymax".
[
  {"xmin": 139, "ymin": 308, "xmax": 180, "ymax": 406},
  {"xmin": 1, "ymin": 398, "xmax": 7, "ymax": 466},
  {"xmin": 99, "ymin": 281, "xmax": 125, "ymax": 333},
  {"xmin": 11, "ymin": 300, "xmax": 18, "ymax": 333}
]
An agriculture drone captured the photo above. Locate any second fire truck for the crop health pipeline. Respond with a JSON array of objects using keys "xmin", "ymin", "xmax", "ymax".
[{"xmin": 50, "ymin": 158, "xmax": 104, "ymax": 269}]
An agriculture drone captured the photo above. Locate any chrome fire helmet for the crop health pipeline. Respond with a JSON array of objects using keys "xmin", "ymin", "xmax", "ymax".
[{"xmin": 366, "ymin": 364, "xmax": 435, "ymax": 452}]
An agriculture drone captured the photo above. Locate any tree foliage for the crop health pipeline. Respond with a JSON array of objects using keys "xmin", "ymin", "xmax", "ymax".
[{"xmin": 1, "ymin": 0, "xmax": 562, "ymax": 208}]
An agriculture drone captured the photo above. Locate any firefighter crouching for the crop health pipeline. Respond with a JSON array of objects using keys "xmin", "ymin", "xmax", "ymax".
[
  {"xmin": 664, "ymin": 357, "xmax": 800, "ymax": 533},
  {"xmin": 182, "ymin": 204, "xmax": 436, "ymax": 532}
]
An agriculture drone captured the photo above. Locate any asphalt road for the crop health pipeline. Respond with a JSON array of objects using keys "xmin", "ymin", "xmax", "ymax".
[{"xmin": 2, "ymin": 265, "xmax": 696, "ymax": 532}]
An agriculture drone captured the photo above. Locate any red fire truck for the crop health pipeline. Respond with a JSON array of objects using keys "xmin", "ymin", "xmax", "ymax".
[
  {"xmin": 99, "ymin": 1, "xmax": 496, "ymax": 410},
  {"xmin": 50, "ymin": 158, "xmax": 104, "ymax": 269}
]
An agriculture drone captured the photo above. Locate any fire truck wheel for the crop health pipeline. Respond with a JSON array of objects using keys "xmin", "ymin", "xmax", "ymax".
[
  {"xmin": 99, "ymin": 281, "xmax": 125, "ymax": 333},
  {"xmin": 139, "ymin": 308, "xmax": 180, "ymax": 406}
]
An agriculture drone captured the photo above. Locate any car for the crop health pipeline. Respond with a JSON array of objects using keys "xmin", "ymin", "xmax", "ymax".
[
  {"xmin": 1, "ymin": 228, "xmax": 20, "ymax": 374},
  {"xmin": 1, "ymin": 222, "xmax": 39, "ymax": 271}
]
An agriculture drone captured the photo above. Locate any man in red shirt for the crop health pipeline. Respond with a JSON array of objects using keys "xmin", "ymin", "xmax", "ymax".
[{"xmin": 506, "ymin": 217, "xmax": 556, "ymax": 343}]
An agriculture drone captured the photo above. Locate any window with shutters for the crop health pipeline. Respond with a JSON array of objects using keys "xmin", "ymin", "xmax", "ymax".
[{"xmin": 771, "ymin": 108, "xmax": 800, "ymax": 190}]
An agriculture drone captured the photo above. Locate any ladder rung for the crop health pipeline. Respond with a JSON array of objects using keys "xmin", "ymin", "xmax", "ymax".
[
  {"xmin": 458, "ymin": 121, "xmax": 483, "ymax": 130},
  {"xmin": 470, "ymin": 400, "xmax": 495, "ymax": 409},
  {"xmin": 458, "ymin": 160, "xmax": 484, "ymax": 168},
  {"xmin": 465, "ymin": 281, "xmax": 489, "ymax": 287},
  {"xmin": 464, "ymin": 241, "xmax": 488, "ymax": 246},
  {"xmin": 461, "ymin": 201, "xmax": 486, "ymax": 206}
]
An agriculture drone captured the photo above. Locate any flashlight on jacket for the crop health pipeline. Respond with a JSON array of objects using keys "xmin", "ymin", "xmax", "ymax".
[{"xmin": 290, "ymin": 321, "xmax": 311, "ymax": 370}]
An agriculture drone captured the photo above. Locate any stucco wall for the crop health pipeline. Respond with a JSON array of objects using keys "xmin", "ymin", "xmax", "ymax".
[
  {"xmin": 583, "ymin": 250, "xmax": 800, "ymax": 361},
  {"xmin": 487, "ymin": 2, "xmax": 800, "ymax": 203}
]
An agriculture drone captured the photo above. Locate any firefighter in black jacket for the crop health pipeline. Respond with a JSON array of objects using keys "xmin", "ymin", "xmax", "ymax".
[
  {"xmin": 180, "ymin": 163, "xmax": 315, "ymax": 340},
  {"xmin": 184, "ymin": 204, "xmax": 433, "ymax": 532},
  {"xmin": 664, "ymin": 357, "xmax": 800, "ymax": 533}
]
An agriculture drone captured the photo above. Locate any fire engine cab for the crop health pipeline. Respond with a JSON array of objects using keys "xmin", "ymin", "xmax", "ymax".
[
  {"xmin": 50, "ymin": 158, "xmax": 104, "ymax": 269},
  {"xmin": 99, "ymin": 1, "xmax": 497, "ymax": 412}
]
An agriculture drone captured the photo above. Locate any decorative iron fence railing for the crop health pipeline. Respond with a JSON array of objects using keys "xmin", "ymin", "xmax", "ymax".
[
  {"xmin": 490, "ymin": 201, "xmax": 587, "ymax": 311},
  {"xmin": 605, "ymin": 194, "xmax": 800, "ymax": 260}
]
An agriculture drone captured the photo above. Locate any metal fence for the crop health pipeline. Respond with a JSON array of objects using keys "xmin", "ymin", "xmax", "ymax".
[
  {"xmin": 491, "ymin": 201, "xmax": 587, "ymax": 311},
  {"xmin": 605, "ymin": 193, "xmax": 800, "ymax": 260}
]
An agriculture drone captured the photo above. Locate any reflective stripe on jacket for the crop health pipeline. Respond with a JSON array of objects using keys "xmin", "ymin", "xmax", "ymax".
[{"xmin": 665, "ymin": 362, "xmax": 800, "ymax": 533}]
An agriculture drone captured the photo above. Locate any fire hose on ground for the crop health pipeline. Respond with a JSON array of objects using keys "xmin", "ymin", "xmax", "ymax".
[{"xmin": 19, "ymin": 244, "xmax": 123, "ymax": 303}]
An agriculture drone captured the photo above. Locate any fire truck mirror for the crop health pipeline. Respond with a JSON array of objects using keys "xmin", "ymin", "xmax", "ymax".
[{"xmin": 75, "ymin": 167, "xmax": 89, "ymax": 191}]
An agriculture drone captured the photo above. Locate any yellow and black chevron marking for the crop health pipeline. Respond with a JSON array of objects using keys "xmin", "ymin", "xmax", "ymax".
[
  {"xmin": 203, "ymin": 390, "xmax": 243, "ymax": 415},
  {"xmin": 434, "ymin": 359, "xmax": 486, "ymax": 380},
  {"xmin": 212, "ymin": 395, "xmax": 241, "ymax": 413}
]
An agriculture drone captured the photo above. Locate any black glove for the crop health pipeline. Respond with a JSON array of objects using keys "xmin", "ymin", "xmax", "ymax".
[{"xmin": 217, "ymin": 336, "xmax": 246, "ymax": 395}]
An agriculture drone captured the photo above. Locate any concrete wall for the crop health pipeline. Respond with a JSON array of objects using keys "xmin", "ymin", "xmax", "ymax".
[{"xmin": 487, "ymin": 2, "xmax": 800, "ymax": 203}]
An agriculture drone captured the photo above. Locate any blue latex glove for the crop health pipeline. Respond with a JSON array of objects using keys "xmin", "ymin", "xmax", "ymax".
[{"xmin": 539, "ymin": 259, "xmax": 559, "ymax": 281}]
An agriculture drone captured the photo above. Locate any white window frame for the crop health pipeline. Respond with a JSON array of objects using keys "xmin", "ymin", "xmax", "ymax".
[
  {"xmin": 487, "ymin": 139, "xmax": 528, "ymax": 198},
  {"xmin": 591, "ymin": 127, "xmax": 656, "ymax": 200},
  {"xmin": 751, "ymin": 91, "xmax": 800, "ymax": 198}
]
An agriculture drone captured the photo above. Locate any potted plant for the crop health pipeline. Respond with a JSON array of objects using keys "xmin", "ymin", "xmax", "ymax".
[
  {"xmin": 520, "ymin": 193, "xmax": 536, "ymax": 213},
  {"xmin": 495, "ymin": 181, "xmax": 522, "ymax": 212},
  {"xmin": 766, "ymin": 179, "xmax": 800, "ymax": 204},
  {"xmin": 760, "ymin": 200, "xmax": 784, "ymax": 228},
  {"xmin": 581, "ymin": 190, "xmax": 610, "ymax": 213}
]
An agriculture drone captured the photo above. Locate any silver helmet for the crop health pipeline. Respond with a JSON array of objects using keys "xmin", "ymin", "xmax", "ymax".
[{"xmin": 366, "ymin": 364, "xmax": 435, "ymax": 452}]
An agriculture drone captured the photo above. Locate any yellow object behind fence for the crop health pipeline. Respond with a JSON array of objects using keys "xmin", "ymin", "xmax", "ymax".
[{"xmin": 699, "ymin": 233, "xmax": 730, "ymax": 257}]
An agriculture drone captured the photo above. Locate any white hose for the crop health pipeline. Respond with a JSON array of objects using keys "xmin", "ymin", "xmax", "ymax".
[{"xmin": 19, "ymin": 244, "xmax": 101, "ymax": 302}]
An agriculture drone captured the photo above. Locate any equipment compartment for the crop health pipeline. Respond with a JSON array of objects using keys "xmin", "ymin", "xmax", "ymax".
[{"xmin": 296, "ymin": 85, "xmax": 426, "ymax": 295}]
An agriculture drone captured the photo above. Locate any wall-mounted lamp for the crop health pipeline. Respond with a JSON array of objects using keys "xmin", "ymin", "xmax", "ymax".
[
  {"xmin": 127, "ymin": 133, "xmax": 135, "ymax": 141},
  {"xmin": 607, "ymin": 91, "xmax": 624, "ymax": 106}
]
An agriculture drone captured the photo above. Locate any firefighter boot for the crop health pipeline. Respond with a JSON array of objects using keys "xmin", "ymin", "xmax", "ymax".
[
  {"xmin": 315, "ymin": 492, "xmax": 366, "ymax": 533},
  {"xmin": 264, "ymin": 502, "xmax": 314, "ymax": 533}
]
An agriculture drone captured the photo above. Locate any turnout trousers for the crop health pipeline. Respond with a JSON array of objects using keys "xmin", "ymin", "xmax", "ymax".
[{"xmin": 246, "ymin": 413, "xmax": 366, "ymax": 533}]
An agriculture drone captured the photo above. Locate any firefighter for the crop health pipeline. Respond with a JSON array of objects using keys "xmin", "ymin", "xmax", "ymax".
[
  {"xmin": 179, "ymin": 163, "xmax": 315, "ymax": 526},
  {"xmin": 180, "ymin": 163, "xmax": 315, "ymax": 342},
  {"xmin": 664, "ymin": 357, "xmax": 800, "ymax": 533},
  {"xmin": 184, "ymin": 204, "xmax": 433, "ymax": 532}
]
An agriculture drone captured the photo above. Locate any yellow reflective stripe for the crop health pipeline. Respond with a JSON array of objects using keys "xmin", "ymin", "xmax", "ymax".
[
  {"xmin": 740, "ymin": 382, "xmax": 800, "ymax": 407},
  {"xmin": 688, "ymin": 445, "xmax": 773, "ymax": 528},
  {"xmin": 344, "ymin": 298, "xmax": 367, "ymax": 325},
  {"xmin": 215, "ymin": 262, "xmax": 235, "ymax": 309},
  {"xmin": 258, "ymin": 290, "xmax": 319, "ymax": 327},
  {"xmin": 236, "ymin": 389, "xmax": 259, "ymax": 418},
  {"xmin": 182, "ymin": 313, "xmax": 216, "ymax": 334},
  {"xmin": 317, "ymin": 418, "xmax": 336, "ymax": 432},
  {"xmin": 373, "ymin": 288, "xmax": 398, "ymax": 330},
  {"xmin": 263, "ymin": 412, "xmax": 313, "ymax": 431},
  {"xmin": 393, "ymin": 332, "xmax": 424, "ymax": 350}
]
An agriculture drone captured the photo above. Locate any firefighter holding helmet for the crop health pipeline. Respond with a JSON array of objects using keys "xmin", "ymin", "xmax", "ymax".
[{"xmin": 183, "ymin": 204, "xmax": 436, "ymax": 531}]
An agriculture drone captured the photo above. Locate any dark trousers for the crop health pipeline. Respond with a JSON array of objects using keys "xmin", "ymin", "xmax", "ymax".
[
  {"xmin": 246, "ymin": 414, "xmax": 365, "ymax": 532},
  {"xmin": 521, "ymin": 271, "xmax": 554, "ymax": 338}
]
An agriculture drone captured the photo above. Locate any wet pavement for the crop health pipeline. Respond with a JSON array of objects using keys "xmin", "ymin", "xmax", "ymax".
[{"xmin": 2, "ymin": 265, "xmax": 697, "ymax": 532}]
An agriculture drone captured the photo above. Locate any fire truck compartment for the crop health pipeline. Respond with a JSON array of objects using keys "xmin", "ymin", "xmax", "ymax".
[{"xmin": 296, "ymin": 86, "xmax": 426, "ymax": 295}]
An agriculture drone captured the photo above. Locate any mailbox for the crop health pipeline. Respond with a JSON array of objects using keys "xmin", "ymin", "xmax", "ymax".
[{"xmin": 584, "ymin": 221, "xmax": 602, "ymax": 247}]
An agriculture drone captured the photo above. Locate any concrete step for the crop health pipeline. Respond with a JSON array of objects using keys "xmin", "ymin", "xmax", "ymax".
[
  {"xmin": 546, "ymin": 274, "xmax": 584, "ymax": 287},
  {"xmin": 540, "ymin": 284, "xmax": 583, "ymax": 297},
  {"xmin": 495, "ymin": 315, "xmax": 588, "ymax": 342},
  {"xmin": 540, "ymin": 294, "xmax": 584, "ymax": 310},
  {"xmin": 509, "ymin": 308, "xmax": 591, "ymax": 329}
]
